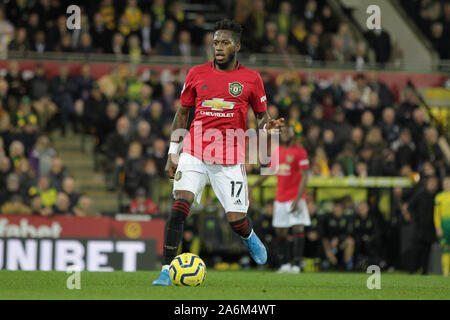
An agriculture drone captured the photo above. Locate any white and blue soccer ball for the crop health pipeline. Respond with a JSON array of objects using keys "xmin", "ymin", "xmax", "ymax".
[{"xmin": 169, "ymin": 253, "xmax": 206, "ymax": 286}]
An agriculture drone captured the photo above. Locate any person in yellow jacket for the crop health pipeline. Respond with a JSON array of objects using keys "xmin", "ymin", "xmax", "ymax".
[{"xmin": 434, "ymin": 176, "xmax": 450, "ymax": 277}]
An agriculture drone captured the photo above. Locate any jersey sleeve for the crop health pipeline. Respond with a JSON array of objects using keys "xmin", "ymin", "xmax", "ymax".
[
  {"xmin": 180, "ymin": 68, "xmax": 197, "ymax": 107},
  {"xmin": 249, "ymin": 73, "xmax": 267, "ymax": 113},
  {"xmin": 298, "ymin": 148, "xmax": 310, "ymax": 170}
]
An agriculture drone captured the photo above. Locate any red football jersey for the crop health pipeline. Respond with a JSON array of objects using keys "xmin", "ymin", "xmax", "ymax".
[
  {"xmin": 273, "ymin": 144, "xmax": 310, "ymax": 202},
  {"xmin": 180, "ymin": 61, "xmax": 267, "ymax": 164}
]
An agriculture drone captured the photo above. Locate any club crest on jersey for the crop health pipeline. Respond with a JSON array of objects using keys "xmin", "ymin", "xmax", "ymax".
[
  {"xmin": 175, "ymin": 171, "xmax": 182, "ymax": 181},
  {"xmin": 202, "ymin": 98, "xmax": 235, "ymax": 111},
  {"xmin": 229, "ymin": 82, "xmax": 244, "ymax": 97}
]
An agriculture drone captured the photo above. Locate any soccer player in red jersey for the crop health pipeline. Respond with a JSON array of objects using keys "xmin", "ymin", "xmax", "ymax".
[
  {"xmin": 153, "ymin": 19, "xmax": 285, "ymax": 285},
  {"xmin": 251, "ymin": 125, "xmax": 310, "ymax": 274}
]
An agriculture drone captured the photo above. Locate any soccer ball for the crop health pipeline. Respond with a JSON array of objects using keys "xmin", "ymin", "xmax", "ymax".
[{"xmin": 169, "ymin": 253, "xmax": 206, "ymax": 287}]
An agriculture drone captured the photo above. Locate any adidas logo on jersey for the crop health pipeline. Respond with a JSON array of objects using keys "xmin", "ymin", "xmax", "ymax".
[{"xmin": 234, "ymin": 199, "xmax": 243, "ymax": 205}]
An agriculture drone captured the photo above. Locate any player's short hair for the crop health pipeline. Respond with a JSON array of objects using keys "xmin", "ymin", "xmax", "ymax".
[{"xmin": 214, "ymin": 19, "xmax": 243, "ymax": 43}]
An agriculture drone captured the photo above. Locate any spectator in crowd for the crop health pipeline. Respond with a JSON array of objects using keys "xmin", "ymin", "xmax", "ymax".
[
  {"xmin": 16, "ymin": 158, "xmax": 35, "ymax": 193},
  {"xmin": 29, "ymin": 135, "xmax": 56, "ymax": 177},
  {"xmin": 155, "ymin": 28, "xmax": 176, "ymax": 56},
  {"xmin": 1, "ymin": 194, "xmax": 31, "ymax": 215},
  {"xmin": 352, "ymin": 201, "xmax": 381, "ymax": 269},
  {"xmin": 30, "ymin": 194, "xmax": 52, "ymax": 216},
  {"xmin": 417, "ymin": 127, "xmax": 444, "ymax": 167},
  {"xmin": 8, "ymin": 27, "xmax": 29, "ymax": 52},
  {"xmin": 50, "ymin": 65, "xmax": 77, "ymax": 136},
  {"xmin": 48, "ymin": 157, "xmax": 68, "ymax": 191},
  {"xmin": 301, "ymin": 33, "xmax": 325, "ymax": 62},
  {"xmin": 243, "ymin": 0, "xmax": 268, "ymax": 52},
  {"xmin": 52, "ymin": 192, "xmax": 73, "ymax": 215},
  {"xmin": 0, "ymin": 7, "xmax": 14, "ymax": 55},
  {"xmin": 129, "ymin": 187, "xmax": 159, "ymax": 214},
  {"xmin": 392, "ymin": 128, "xmax": 416, "ymax": 170},
  {"xmin": 29, "ymin": 63, "xmax": 50, "ymax": 101},
  {"xmin": 90, "ymin": 12, "xmax": 112, "ymax": 54},
  {"xmin": 364, "ymin": 28, "xmax": 392, "ymax": 65},
  {"xmin": 407, "ymin": 176, "xmax": 439, "ymax": 275},
  {"xmin": 9, "ymin": 140, "xmax": 26, "ymax": 169},
  {"xmin": 379, "ymin": 107, "xmax": 400, "ymax": 145},
  {"xmin": 105, "ymin": 116, "xmax": 131, "ymax": 191},
  {"xmin": 131, "ymin": 120, "xmax": 154, "ymax": 158},
  {"xmin": 29, "ymin": 175, "xmax": 57, "ymax": 209},
  {"xmin": 304, "ymin": 198, "xmax": 322, "ymax": 260},
  {"xmin": 0, "ymin": 173, "xmax": 27, "ymax": 206},
  {"xmin": 320, "ymin": 201, "xmax": 355, "ymax": 270},
  {"xmin": 62, "ymin": 176, "xmax": 79, "ymax": 211},
  {"xmin": 123, "ymin": 141, "xmax": 145, "ymax": 197},
  {"xmin": 0, "ymin": 156, "xmax": 12, "ymax": 186},
  {"xmin": 73, "ymin": 194, "xmax": 93, "ymax": 217}
]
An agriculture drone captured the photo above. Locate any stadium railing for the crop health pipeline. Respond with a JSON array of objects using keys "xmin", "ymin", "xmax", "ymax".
[{"xmin": 3, "ymin": 51, "xmax": 450, "ymax": 73}]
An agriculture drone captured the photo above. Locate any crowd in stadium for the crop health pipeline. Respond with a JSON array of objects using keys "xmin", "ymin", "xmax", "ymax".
[
  {"xmin": 0, "ymin": 0, "xmax": 397, "ymax": 67},
  {"xmin": 0, "ymin": 59, "xmax": 447, "ymax": 270},
  {"xmin": 400, "ymin": 0, "xmax": 450, "ymax": 60}
]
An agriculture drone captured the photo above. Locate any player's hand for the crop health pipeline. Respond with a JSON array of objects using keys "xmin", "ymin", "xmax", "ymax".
[
  {"xmin": 436, "ymin": 227, "xmax": 443, "ymax": 238},
  {"xmin": 266, "ymin": 117, "xmax": 285, "ymax": 134},
  {"xmin": 290, "ymin": 198, "xmax": 300, "ymax": 214},
  {"xmin": 165, "ymin": 154, "xmax": 178, "ymax": 179}
]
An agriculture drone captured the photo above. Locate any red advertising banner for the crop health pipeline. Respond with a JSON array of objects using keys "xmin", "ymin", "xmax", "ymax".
[{"xmin": 0, "ymin": 215, "xmax": 165, "ymax": 255}]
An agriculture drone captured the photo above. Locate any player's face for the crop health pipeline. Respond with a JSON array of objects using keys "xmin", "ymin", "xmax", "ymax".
[{"xmin": 213, "ymin": 30, "xmax": 240, "ymax": 67}]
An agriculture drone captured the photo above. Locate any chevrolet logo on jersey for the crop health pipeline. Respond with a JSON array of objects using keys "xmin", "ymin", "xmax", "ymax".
[
  {"xmin": 278, "ymin": 163, "xmax": 291, "ymax": 176},
  {"xmin": 202, "ymin": 98, "xmax": 236, "ymax": 111}
]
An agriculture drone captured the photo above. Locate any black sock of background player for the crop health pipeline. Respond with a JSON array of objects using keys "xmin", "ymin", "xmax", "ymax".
[
  {"xmin": 292, "ymin": 232, "xmax": 305, "ymax": 267},
  {"xmin": 229, "ymin": 216, "xmax": 252, "ymax": 239},
  {"xmin": 162, "ymin": 199, "xmax": 191, "ymax": 265},
  {"xmin": 276, "ymin": 236, "xmax": 289, "ymax": 265}
]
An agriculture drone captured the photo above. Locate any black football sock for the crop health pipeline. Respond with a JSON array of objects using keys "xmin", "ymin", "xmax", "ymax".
[
  {"xmin": 162, "ymin": 199, "xmax": 191, "ymax": 265},
  {"xmin": 229, "ymin": 216, "xmax": 253, "ymax": 239},
  {"xmin": 276, "ymin": 236, "xmax": 289, "ymax": 265},
  {"xmin": 292, "ymin": 232, "xmax": 305, "ymax": 267}
]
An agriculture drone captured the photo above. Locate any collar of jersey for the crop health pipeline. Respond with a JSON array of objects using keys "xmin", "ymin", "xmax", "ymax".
[{"xmin": 211, "ymin": 60, "xmax": 241, "ymax": 73}]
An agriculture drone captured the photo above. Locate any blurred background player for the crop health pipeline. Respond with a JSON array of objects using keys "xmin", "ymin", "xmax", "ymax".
[
  {"xmin": 153, "ymin": 19, "xmax": 284, "ymax": 286},
  {"xmin": 434, "ymin": 176, "xmax": 450, "ymax": 277},
  {"xmin": 407, "ymin": 176, "xmax": 439, "ymax": 275},
  {"xmin": 251, "ymin": 125, "xmax": 310, "ymax": 273},
  {"xmin": 320, "ymin": 200, "xmax": 355, "ymax": 270}
]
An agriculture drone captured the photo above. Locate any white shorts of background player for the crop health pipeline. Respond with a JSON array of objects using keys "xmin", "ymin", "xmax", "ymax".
[{"xmin": 272, "ymin": 199, "xmax": 311, "ymax": 228}]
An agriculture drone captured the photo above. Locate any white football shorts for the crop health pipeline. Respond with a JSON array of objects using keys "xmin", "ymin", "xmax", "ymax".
[
  {"xmin": 272, "ymin": 199, "xmax": 311, "ymax": 228},
  {"xmin": 173, "ymin": 152, "xmax": 249, "ymax": 213}
]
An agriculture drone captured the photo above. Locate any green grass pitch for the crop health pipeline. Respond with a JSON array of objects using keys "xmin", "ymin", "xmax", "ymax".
[{"xmin": 0, "ymin": 270, "xmax": 449, "ymax": 300}]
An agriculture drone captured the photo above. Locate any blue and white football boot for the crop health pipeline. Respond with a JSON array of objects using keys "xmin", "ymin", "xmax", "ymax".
[
  {"xmin": 152, "ymin": 268, "xmax": 172, "ymax": 286},
  {"xmin": 242, "ymin": 230, "xmax": 267, "ymax": 265}
]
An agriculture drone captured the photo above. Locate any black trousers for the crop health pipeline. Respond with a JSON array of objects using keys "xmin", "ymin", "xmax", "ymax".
[{"xmin": 409, "ymin": 238, "xmax": 432, "ymax": 274}]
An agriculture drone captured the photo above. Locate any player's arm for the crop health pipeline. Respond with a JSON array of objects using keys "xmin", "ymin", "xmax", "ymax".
[
  {"xmin": 165, "ymin": 105, "xmax": 191, "ymax": 179},
  {"xmin": 290, "ymin": 169, "xmax": 309, "ymax": 213}
]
